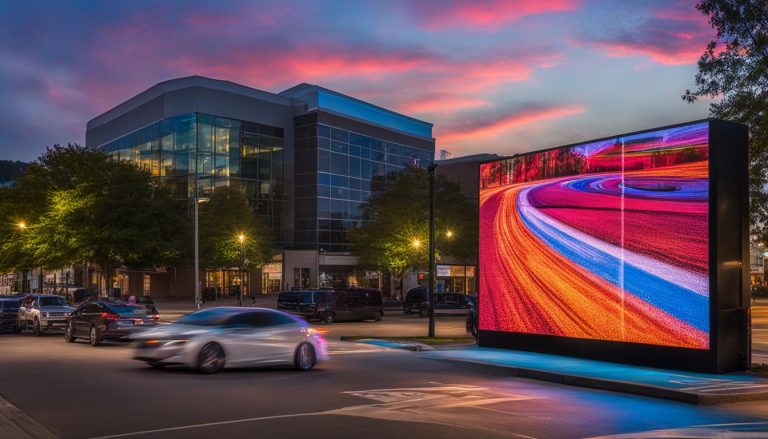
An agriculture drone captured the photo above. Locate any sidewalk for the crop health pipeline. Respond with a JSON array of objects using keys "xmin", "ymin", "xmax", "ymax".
[{"xmin": 419, "ymin": 346, "xmax": 768, "ymax": 405}]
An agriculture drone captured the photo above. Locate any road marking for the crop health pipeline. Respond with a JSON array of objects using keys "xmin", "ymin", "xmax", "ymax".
[{"xmin": 88, "ymin": 384, "xmax": 539, "ymax": 439}]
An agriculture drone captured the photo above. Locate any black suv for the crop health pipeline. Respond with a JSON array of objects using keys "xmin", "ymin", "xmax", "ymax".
[
  {"xmin": 403, "ymin": 287, "xmax": 475, "ymax": 317},
  {"xmin": 0, "ymin": 297, "xmax": 21, "ymax": 332},
  {"xmin": 277, "ymin": 289, "xmax": 384, "ymax": 324}
]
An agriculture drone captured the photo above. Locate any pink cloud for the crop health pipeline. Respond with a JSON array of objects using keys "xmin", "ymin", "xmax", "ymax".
[
  {"xmin": 438, "ymin": 104, "xmax": 586, "ymax": 144},
  {"xmin": 398, "ymin": 94, "xmax": 490, "ymax": 114},
  {"xmin": 579, "ymin": 3, "xmax": 713, "ymax": 65},
  {"xmin": 414, "ymin": 0, "xmax": 581, "ymax": 31}
]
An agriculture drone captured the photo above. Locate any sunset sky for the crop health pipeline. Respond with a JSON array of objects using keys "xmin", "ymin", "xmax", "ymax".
[{"xmin": 0, "ymin": 0, "xmax": 715, "ymax": 161}]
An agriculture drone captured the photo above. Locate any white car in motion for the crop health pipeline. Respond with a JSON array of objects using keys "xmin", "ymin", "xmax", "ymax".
[{"xmin": 133, "ymin": 307, "xmax": 328, "ymax": 373}]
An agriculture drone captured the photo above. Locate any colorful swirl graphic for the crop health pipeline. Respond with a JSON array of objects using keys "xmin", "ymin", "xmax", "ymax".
[{"xmin": 479, "ymin": 123, "xmax": 709, "ymax": 349}]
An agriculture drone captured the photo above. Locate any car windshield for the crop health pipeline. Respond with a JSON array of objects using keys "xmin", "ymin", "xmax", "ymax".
[
  {"xmin": 176, "ymin": 308, "xmax": 240, "ymax": 326},
  {"xmin": 39, "ymin": 296, "xmax": 67, "ymax": 307},
  {"xmin": 108, "ymin": 305, "xmax": 148, "ymax": 316}
]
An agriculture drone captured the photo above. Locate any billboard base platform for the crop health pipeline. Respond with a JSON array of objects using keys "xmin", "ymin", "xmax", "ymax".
[{"xmin": 422, "ymin": 346, "xmax": 768, "ymax": 405}]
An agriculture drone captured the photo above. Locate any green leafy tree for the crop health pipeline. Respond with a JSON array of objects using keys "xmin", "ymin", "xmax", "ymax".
[
  {"xmin": 683, "ymin": 0, "xmax": 768, "ymax": 240},
  {"xmin": 198, "ymin": 186, "xmax": 274, "ymax": 272},
  {"xmin": 0, "ymin": 144, "xmax": 189, "ymax": 293},
  {"xmin": 348, "ymin": 166, "xmax": 477, "ymax": 292}
]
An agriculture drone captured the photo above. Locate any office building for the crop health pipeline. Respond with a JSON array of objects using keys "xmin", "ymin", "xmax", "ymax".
[{"xmin": 86, "ymin": 76, "xmax": 435, "ymax": 297}]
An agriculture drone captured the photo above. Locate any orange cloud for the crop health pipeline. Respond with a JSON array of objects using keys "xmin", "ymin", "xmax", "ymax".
[{"xmin": 438, "ymin": 104, "xmax": 586, "ymax": 143}]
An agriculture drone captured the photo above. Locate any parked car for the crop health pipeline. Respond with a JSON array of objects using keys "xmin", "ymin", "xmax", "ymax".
[
  {"xmin": 0, "ymin": 297, "xmax": 21, "ymax": 332},
  {"xmin": 466, "ymin": 307, "xmax": 478, "ymax": 339},
  {"xmin": 132, "ymin": 307, "xmax": 328, "ymax": 373},
  {"xmin": 65, "ymin": 299, "xmax": 159, "ymax": 346},
  {"xmin": 277, "ymin": 289, "xmax": 384, "ymax": 324},
  {"xmin": 132, "ymin": 296, "xmax": 159, "ymax": 316},
  {"xmin": 71, "ymin": 288, "xmax": 98, "ymax": 303},
  {"xmin": 403, "ymin": 287, "xmax": 475, "ymax": 317},
  {"xmin": 16, "ymin": 294, "xmax": 75, "ymax": 335}
]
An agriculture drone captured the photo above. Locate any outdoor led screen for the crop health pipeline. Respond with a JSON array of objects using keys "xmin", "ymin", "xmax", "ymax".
[{"xmin": 479, "ymin": 121, "xmax": 710, "ymax": 350}]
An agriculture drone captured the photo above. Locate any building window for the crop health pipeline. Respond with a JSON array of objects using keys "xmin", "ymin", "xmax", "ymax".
[{"xmin": 143, "ymin": 274, "xmax": 151, "ymax": 295}]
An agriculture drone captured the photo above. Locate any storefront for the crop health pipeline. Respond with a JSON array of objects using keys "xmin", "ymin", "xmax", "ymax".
[
  {"xmin": 417, "ymin": 264, "xmax": 476, "ymax": 294},
  {"xmin": 261, "ymin": 261, "xmax": 282, "ymax": 293}
]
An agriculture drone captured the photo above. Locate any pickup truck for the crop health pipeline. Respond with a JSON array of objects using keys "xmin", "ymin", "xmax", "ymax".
[{"xmin": 16, "ymin": 294, "xmax": 75, "ymax": 336}]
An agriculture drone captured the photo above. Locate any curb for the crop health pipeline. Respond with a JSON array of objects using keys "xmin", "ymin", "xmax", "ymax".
[
  {"xmin": 429, "ymin": 357, "xmax": 768, "ymax": 405},
  {"xmin": 0, "ymin": 395, "xmax": 57, "ymax": 438}
]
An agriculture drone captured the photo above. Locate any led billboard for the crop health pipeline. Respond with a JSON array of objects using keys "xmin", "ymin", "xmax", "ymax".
[{"xmin": 479, "ymin": 121, "xmax": 710, "ymax": 350}]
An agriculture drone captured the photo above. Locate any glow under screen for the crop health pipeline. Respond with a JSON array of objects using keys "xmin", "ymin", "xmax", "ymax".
[{"xmin": 478, "ymin": 122, "xmax": 709, "ymax": 350}]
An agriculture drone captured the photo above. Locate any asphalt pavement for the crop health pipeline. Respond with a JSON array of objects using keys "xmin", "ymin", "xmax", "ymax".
[
  {"xmin": 2, "ymin": 332, "xmax": 768, "ymax": 439},
  {"xmin": 1, "ymin": 297, "xmax": 768, "ymax": 438}
]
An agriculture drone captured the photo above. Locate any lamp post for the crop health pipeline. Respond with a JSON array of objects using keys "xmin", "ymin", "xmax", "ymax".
[
  {"xmin": 194, "ymin": 193, "xmax": 201, "ymax": 309},
  {"xmin": 427, "ymin": 162, "xmax": 437, "ymax": 338},
  {"xmin": 238, "ymin": 233, "xmax": 245, "ymax": 306},
  {"xmin": 17, "ymin": 221, "xmax": 27, "ymax": 294}
]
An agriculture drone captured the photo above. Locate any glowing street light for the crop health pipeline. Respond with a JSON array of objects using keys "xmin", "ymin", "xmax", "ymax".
[
  {"xmin": 446, "ymin": 230, "xmax": 453, "ymax": 239},
  {"xmin": 412, "ymin": 238, "xmax": 421, "ymax": 249},
  {"xmin": 238, "ymin": 233, "xmax": 246, "ymax": 306},
  {"xmin": 17, "ymin": 221, "xmax": 26, "ymax": 230}
]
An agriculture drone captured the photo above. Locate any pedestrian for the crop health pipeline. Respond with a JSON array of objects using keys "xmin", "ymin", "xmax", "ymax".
[{"xmin": 236, "ymin": 287, "xmax": 242, "ymax": 306}]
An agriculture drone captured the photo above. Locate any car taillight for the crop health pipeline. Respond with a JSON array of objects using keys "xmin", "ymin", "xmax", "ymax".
[
  {"xmin": 151, "ymin": 314, "xmax": 160, "ymax": 320},
  {"xmin": 100, "ymin": 312, "xmax": 120, "ymax": 321}
]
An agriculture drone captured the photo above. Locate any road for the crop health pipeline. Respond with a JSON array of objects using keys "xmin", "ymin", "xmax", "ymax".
[
  {"xmin": 1, "ymin": 298, "xmax": 767, "ymax": 438},
  {"xmin": 2, "ymin": 331, "xmax": 768, "ymax": 439}
]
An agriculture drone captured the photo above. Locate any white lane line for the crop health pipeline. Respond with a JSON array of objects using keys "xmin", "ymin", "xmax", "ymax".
[{"xmin": 88, "ymin": 412, "xmax": 328, "ymax": 438}]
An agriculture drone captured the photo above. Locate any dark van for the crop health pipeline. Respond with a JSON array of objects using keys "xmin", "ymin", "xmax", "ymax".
[
  {"xmin": 403, "ymin": 287, "xmax": 475, "ymax": 317},
  {"xmin": 277, "ymin": 289, "xmax": 384, "ymax": 324}
]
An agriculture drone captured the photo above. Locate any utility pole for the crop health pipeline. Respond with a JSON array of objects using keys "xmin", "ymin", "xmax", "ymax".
[{"xmin": 428, "ymin": 162, "xmax": 437, "ymax": 337}]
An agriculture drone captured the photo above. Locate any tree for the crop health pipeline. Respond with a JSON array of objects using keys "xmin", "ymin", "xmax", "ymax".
[
  {"xmin": 0, "ymin": 144, "xmax": 189, "ymax": 293},
  {"xmin": 198, "ymin": 186, "xmax": 274, "ymax": 273},
  {"xmin": 683, "ymin": 0, "xmax": 768, "ymax": 241},
  {"xmin": 348, "ymin": 166, "xmax": 477, "ymax": 294}
]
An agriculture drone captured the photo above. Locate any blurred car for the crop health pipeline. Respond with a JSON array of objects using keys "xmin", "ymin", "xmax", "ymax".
[
  {"xmin": 16, "ymin": 294, "xmax": 75, "ymax": 335},
  {"xmin": 132, "ymin": 307, "xmax": 327, "ymax": 374},
  {"xmin": 71, "ymin": 288, "xmax": 98, "ymax": 303},
  {"xmin": 277, "ymin": 289, "xmax": 384, "ymax": 324},
  {"xmin": 0, "ymin": 297, "xmax": 21, "ymax": 332},
  {"xmin": 65, "ymin": 299, "xmax": 159, "ymax": 346},
  {"xmin": 403, "ymin": 287, "xmax": 476, "ymax": 317}
]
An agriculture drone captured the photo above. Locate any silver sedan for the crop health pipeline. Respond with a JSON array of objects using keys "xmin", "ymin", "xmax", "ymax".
[{"xmin": 132, "ymin": 307, "xmax": 328, "ymax": 373}]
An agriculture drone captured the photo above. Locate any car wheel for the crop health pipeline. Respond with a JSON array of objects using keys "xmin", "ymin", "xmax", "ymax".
[
  {"xmin": 294, "ymin": 342, "xmax": 316, "ymax": 371},
  {"xmin": 34, "ymin": 318, "xmax": 43, "ymax": 336},
  {"xmin": 13, "ymin": 320, "xmax": 22, "ymax": 334},
  {"xmin": 375, "ymin": 311, "xmax": 384, "ymax": 322},
  {"xmin": 322, "ymin": 312, "xmax": 335, "ymax": 324},
  {"xmin": 418, "ymin": 307, "xmax": 428, "ymax": 318},
  {"xmin": 197, "ymin": 343, "xmax": 225, "ymax": 374},
  {"xmin": 65, "ymin": 322, "xmax": 76, "ymax": 342},
  {"xmin": 89, "ymin": 325, "xmax": 101, "ymax": 346}
]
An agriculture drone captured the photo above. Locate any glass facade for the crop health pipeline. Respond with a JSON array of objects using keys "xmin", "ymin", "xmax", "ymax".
[
  {"xmin": 293, "ymin": 115, "xmax": 433, "ymax": 252},
  {"xmin": 100, "ymin": 113, "xmax": 289, "ymax": 246}
]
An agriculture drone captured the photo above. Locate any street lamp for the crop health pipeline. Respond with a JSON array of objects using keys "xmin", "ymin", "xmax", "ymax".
[
  {"xmin": 411, "ymin": 238, "xmax": 421, "ymax": 249},
  {"xmin": 427, "ymin": 162, "xmax": 437, "ymax": 338},
  {"xmin": 446, "ymin": 230, "xmax": 453, "ymax": 239},
  {"xmin": 238, "ymin": 233, "xmax": 246, "ymax": 306},
  {"xmin": 17, "ymin": 221, "xmax": 27, "ymax": 293}
]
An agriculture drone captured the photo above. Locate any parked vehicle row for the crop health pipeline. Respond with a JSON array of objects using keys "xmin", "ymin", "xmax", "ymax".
[
  {"xmin": 277, "ymin": 289, "xmax": 384, "ymax": 324},
  {"xmin": 403, "ymin": 287, "xmax": 476, "ymax": 317}
]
